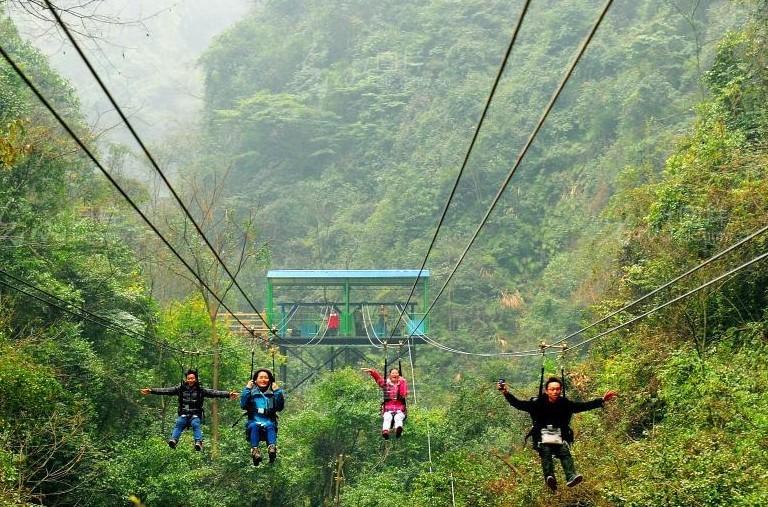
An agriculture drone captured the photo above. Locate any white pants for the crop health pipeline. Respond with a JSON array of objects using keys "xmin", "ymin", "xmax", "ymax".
[{"xmin": 382, "ymin": 410, "xmax": 405, "ymax": 431}]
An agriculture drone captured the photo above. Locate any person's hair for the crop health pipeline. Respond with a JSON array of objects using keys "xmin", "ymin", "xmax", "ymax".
[
  {"xmin": 185, "ymin": 369, "xmax": 197, "ymax": 378},
  {"xmin": 544, "ymin": 377, "xmax": 562, "ymax": 389},
  {"xmin": 389, "ymin": 368, "xmax": 401, "ymax": 375},
  {"xmin": 253, "ymin": 368, "xmax": 275, "ymax": 384}
]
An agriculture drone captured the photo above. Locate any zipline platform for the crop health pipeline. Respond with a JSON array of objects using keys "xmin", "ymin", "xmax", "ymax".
[
  {"xmin": 262, "ymin": 269, "xmax": 430, "ymax": 388},
  {"xmin": 266, "ymin": 269, "xmax": 430, "ymax": 338}
]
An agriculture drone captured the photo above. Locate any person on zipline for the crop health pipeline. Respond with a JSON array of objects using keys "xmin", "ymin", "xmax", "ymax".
[
  {"xmin": 498, "ymin": 376, "xmax": 617, "ymax": 491},
  {"xmin": 140, "ymin": 369, "xmax": 238, "ymax": 451},
  {"xmin": 241, "ymin": 368, "xmax": 284, "ymax": 466},
  {"xmin": 362, "ymin": 367, "xmax": 408, "ymax": 439}
]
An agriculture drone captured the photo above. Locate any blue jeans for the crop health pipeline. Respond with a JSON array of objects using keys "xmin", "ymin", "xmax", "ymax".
[
  {"xmin": 247, "ymin": 420, "xmax": 277, "ymax": 447},
  {"xmin": 171, "ymin": 415, "xmax": 202, "ymax": 442},
  {"xmin": 538, "ymin": 443, "xmax": 577, "ymax": 481}
]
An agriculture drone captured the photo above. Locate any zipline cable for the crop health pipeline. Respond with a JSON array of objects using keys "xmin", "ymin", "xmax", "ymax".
[
  {"xmin": 386, "ymin": 0, "xmax": 533, "ymax": 345},
  {"xmin": 547, "ymin": 223, "xmax": 768, "ymax": 348},
  {"xmin": 0, "ymin": 273, "xmax": 181, "ymax": 354},
  {"xmin": 408, "ymin": 0, "xmax": 759, "ymax": 359},
  {"xmin": 413, "ymin": 247, "xmax": 768, "ymax": 358},
  {"xmin": 0, "ymin": 44, "xmax": 262, "ymax": 343},
  {"xmin": 567, "ymin": 250, "xmax": 768, "ymax": 352},
  {"xmin": 0, "ymin": 269, "xmax": 259, "ymax": 362},
  {"xmin": 364, "ymin": 304, "xmax": 385, "ymax": 349},
  {"xmin": 42, "ymin": 0, "xmax": 275, "ymax": 337},
  {"xmin": 0, "ymin": 267, "xmax": 260, "ymax": 362},
  {"xmin": 406, "ymin": 0, "xmax": 615, "ymax": 344}
]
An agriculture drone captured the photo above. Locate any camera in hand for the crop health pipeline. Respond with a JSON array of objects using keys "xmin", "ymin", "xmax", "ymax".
[{"xmin": 497, "ymin": 378, "xmax": 506, "ymax": 390}]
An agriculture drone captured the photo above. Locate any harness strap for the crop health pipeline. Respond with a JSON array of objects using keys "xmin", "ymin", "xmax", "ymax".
[
  {"xmin": 245, "ymin": 387, "xmax": 278, "ymax": 419},
  {"xmin": 559, "ymin": 343, "xmax": 568, "ymax": 398},
  {"xmin": 538, "ymin": 341, "xmax": 546, "ymax": 397}
]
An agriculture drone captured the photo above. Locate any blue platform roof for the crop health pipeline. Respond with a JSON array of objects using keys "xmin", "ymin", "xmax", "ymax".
[{"xmin": 267, "ymin": 269, "xmax": 429, "ymax": 286}]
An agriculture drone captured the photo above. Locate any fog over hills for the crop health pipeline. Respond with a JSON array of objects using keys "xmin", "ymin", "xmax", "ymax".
[{"xmin": 9, "ymin": 0, "xmax": 249, "ymax": 142}]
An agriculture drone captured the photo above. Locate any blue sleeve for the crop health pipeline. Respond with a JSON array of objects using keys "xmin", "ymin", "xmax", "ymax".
[
  {"xmin": 240, "ymin": 387, "xmax": 251, "ymax": 409},
  {"xmin": 273, "ymin": 389, "xmax": 285, "ymax": 412}
]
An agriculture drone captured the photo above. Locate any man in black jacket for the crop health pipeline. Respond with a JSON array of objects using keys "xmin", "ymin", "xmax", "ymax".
[
  {"xmin": 141, "ymin": 369, "xmax": 238, "ymax": 451},
  {"xmin": 499, "ymin": 377, "xmax": 617, "ymax": 491}
]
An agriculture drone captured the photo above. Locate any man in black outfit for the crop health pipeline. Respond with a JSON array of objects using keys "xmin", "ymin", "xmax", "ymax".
[{"xmin": 499, "ymin": 377, "xmax": 617, "ymax": 491}]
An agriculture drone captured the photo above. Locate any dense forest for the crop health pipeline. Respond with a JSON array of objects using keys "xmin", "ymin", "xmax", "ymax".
[{"xmin": 2, "ymin": 0, "xmax": 768, "ymax": 505}]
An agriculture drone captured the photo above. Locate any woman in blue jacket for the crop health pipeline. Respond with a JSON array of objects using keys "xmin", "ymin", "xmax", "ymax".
[{"xmin": 241, "ymin": 368, "xmax": 285, "ymax": 466}]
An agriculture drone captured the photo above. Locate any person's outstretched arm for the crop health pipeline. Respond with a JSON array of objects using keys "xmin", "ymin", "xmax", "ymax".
[
  {"xmin": 202, "ymin": 387, "xmax": 237, "ymax": 399},
  {"xmin": 497, "ymin": 380, "xmax": 533, "ymax": 412},
  {"xmin": 140, "ymin": 386, "xmax": 178, "ymax": 396},
  {"xmin": 361, "ymin": 368, "xmax": 384, "ymax": 387},
  {"xmin": 569, "ymin": 390, "xmax": 618, "ymax": 413}
]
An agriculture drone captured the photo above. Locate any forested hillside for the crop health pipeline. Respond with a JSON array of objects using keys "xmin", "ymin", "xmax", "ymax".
[
  {"xmin": 2, "ymin": 0, "xmax": 767, "ymax": 506},
  {"xmin": 198, "ymin": 0, "xmax": 746, "ymax": 349}
]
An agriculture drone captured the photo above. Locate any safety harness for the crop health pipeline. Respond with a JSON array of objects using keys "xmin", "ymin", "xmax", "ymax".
[
  {"xmin": 245, "ymin": 386, "xmax": 279, "ymax": 419},
  {"xmin": 177, "ymin": 382, "xmax": 205, "ymax": 418},
  {"xmin": 381, "ymin": 342, "xmax": 407, "ymax": 416}
]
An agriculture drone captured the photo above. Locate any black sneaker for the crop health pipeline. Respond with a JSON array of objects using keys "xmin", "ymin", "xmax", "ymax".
[
  {"xmin": 395, "ymin": 426, "xmax": 403, "ymax": 438},
  {"xmin": 546, "ymin": 476, "xmax": 557, "ymax": 492},
  {"xmin": 268, "ymin": 444, "xmax": 277, "ymax": 463},
  {"xmin": 566, "ymin": 474, "xmax": 583, "ymax": 488},
  {"xmin": 251, "ymin": 447, "xmax": 263, "ymax": 466},
  {"xmin": 168, "ymin": 439, "xmax": 177, "ymax": 449},
  {"xmin": 382, "ymin": 430, "xmax": 390, "ymax": 440},
  {"xmin": 194, "ymin": 441, "xmax": 203, "ymax": 452}
]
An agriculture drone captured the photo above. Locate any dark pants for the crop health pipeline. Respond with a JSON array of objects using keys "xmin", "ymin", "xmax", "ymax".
[{"xmin": 538, "ymin": 443, "xmax": 577, "ymax": 481}]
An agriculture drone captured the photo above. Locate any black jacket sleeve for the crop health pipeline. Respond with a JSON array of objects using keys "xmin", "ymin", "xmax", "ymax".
[
  {"xmin": 149, "ymin": 386, "xmax": 180, "ymax": 395},
  {"xmin": 503, "ymin": 392, "xmax": 535, "ymax": 413},
  {"xmin": 566, "ymin": 397, "xmax": 604, "ymax": 414},
  {"xmin": 202, "ymin": 387, "xmax": 232, "ymax": 399}
]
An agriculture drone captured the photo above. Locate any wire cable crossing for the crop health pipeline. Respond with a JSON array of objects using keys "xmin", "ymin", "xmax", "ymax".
[{"xmin": 42, "ymin": 0, "xmax": 274, "ymax": 338}]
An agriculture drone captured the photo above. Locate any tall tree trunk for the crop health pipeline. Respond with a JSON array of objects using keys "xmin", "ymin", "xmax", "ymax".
[{"xmin": 210, "ymin": 309, "xmax": 220, "ymax": 459}]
